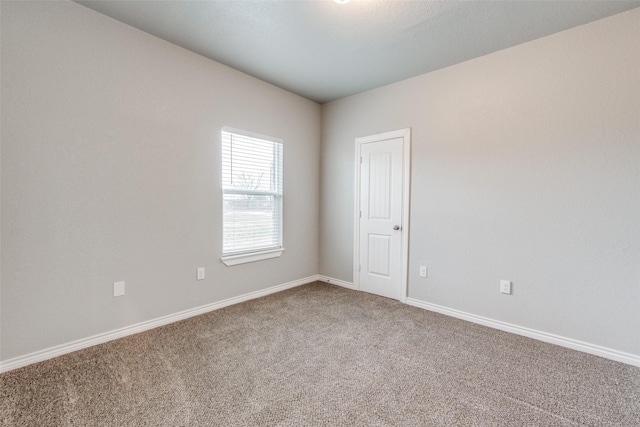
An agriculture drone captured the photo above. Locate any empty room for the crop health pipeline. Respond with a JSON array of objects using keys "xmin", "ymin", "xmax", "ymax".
[{"xmin": 1, "ymin": 0, "xmax": 639, "ymax": 425}]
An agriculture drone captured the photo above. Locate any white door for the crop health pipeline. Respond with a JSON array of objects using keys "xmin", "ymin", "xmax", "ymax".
[{"xmin": 358, "ymin": 136, "xmax": 405, "ymax": 300}]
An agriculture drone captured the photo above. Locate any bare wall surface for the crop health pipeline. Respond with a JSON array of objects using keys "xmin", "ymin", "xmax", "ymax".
[
  {"xmin": 0, "ymin": 1, "xmax": 320, "ymax": 361},
  {"xmin": 320, "ymin": 9, "xmax": 640, "ymax": 356}
]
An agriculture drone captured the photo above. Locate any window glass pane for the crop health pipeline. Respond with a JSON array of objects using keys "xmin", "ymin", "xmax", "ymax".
[{"xmin": 223, "ymin": 194, "xmax": 281, "ymax": 253}]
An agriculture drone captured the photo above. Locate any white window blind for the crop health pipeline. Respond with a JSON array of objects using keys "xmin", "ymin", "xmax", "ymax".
[{"xmin": 221, "ymin": 127, "xmax": 283, "ymax": 256}]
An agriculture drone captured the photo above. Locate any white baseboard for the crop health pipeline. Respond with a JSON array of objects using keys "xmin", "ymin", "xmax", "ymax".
[
  {"xmin": 406, "ymin": 297, "xmax": 640, "ymax": 368},
  {"xmin": 0, "ymin": 275, "xmax": 320, "ymax": 373},
  {"xmin": 6, "ymin": 279, "xmax": 635, "ymax": 372},
  {"xmin": 317, "ymin": 275, "xmax": 357, "ymax": 290}
]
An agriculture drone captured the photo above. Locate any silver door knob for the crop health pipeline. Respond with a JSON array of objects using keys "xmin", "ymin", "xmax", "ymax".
[{"xmin": 393, "ymin": 225, "xmax": 400, "ymax": 230}]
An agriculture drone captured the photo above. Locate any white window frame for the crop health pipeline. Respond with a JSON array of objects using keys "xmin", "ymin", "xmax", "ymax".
[{"xmin": 220, "ymin": 126, "xmax": 284, "ymax": 266}]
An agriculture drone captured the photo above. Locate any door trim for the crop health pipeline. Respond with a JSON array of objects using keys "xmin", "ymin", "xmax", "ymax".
[{"xmin": 354, "ymin": 128, "xmax": 411, "ymax": 303}]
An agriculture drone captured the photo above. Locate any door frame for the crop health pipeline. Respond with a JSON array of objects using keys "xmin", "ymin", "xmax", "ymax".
[{"xmin": 354, "ymin": 128, "xmax": 411, "ymax": 303}]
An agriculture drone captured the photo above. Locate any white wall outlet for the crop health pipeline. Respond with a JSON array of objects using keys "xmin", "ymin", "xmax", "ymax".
[
  {"xmin": 113, "ymin": 281, "xmax": 125, "ymax": 297},
  {"xmin": 197, "ymin": 267, "xmax": 205, "ymax": 280},
  {"xmin": 500, "ymin": 280, "xmax": 512, "ymax": 295},
  {"xmin": 419, "ymin": 265, "xmax": 428, "ymax": 278}
]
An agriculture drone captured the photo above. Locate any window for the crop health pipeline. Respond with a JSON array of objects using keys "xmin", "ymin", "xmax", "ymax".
[{"xmin": 221, "ymin": 127, "xmax": 284, "ymax": 266}]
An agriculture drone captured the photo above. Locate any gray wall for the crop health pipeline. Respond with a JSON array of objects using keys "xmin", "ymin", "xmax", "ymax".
[
  {"xmin": 320, "ymin": 9, "xmax": 640, "ymax": 355},
  {"xmin": 1, "ymin": 1, "xmax": 320, "ymax": 361}
]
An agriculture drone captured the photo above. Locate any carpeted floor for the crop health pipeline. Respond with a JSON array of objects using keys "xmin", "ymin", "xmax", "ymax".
[{"xmin": 1, "ymin": 281, "xmax": 639, "ymax": 426}]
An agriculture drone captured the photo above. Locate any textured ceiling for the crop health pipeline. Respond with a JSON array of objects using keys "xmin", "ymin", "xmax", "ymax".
[{"xmin": 75, "ymin": 0, "xmax": 640, "ymax": 104}]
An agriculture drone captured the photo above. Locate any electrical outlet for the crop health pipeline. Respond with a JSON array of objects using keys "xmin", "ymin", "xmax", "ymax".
[
  {"xmin": 113, "ymin": 281, "xmax": 125, "ymax": 297},
  {"xmin": 419, "ymin": 266, "xmax": 428, "ymax": 278},
  {"xmin": 500, "ymin": 280, "xmax": 512, "ymax": 295},
  {"xmin": 197, "ymin": 267, "xmax": 205, "ymax": 280}
]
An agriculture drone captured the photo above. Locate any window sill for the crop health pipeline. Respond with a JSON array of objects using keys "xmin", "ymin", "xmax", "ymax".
[{"xmin": 221, "ymin": 248, "xmax": 285, "ymax": 266}]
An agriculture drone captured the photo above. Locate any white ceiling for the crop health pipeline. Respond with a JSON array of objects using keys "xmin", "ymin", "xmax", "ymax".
[{"xmin": 75, "ymin": 0, "xmax": 639, "ymax": 104}]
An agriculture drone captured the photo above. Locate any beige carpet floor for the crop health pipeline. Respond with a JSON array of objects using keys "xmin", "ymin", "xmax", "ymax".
[{"xmin": 1, "ymin": 281, "xmax": 639, "ymax": 426}]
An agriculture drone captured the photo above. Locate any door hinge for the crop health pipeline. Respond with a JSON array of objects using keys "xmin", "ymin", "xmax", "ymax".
[
  {"xmin": 358, "ymin": 264, "xmax": 361, "ymax": 272},
  {"xmin": 359, "ymin": 210, "xmax": 362, "ymax": 218},
  {"xmin": 360, "ymin": 156, "xmax": 363, "ymax": 164}
]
